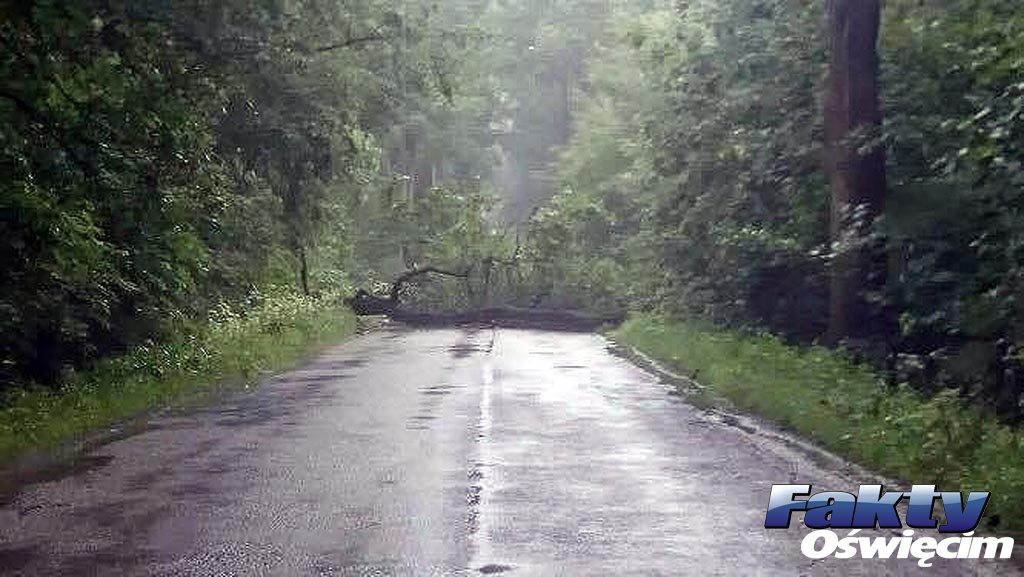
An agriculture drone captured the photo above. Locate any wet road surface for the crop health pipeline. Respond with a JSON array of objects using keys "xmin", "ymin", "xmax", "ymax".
[{"xmin": 0, "ymin": 327, "xmax": 1018, "ymax": 576}]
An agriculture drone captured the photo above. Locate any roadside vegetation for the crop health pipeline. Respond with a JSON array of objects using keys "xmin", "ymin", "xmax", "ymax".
[
  {"xmin": 616, "ymin": 315, "xmax": 1024, "ymax": 532},
  {"xmin": 0, "ymin": 290, "xmax": 355, "ymax": 460},
  {"xmin": 4, "ymin": 0, "xmax": 1024, "ymax": 532},
  {"xmin": 514, "ymin": 0, "xmax": 1024, "ymax": 533},
  {"xmin": 0, "ymin": 0, "xmax": 525, "ymax": 458}
]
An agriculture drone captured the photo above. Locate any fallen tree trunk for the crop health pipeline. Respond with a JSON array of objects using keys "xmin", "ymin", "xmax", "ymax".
[
  {"xmin": 391, "ymin": 306, "xmax": 625, "ymax": 332},
  {"xmin": 345, "ymin": 268, "xmax": 624, "ymax": 330}
]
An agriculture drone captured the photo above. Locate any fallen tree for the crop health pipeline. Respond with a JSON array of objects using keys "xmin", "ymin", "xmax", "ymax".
[
  {"xmin": 345, "ymin": 266, "xmax": 469, "ymax": 316},
  {"xmin": 345, "ymin": 266, "xmax": 624, "ymax": 330},
  {"xmin": 391, "ymin": 306, "xmax": 624, "ymax": 331}
]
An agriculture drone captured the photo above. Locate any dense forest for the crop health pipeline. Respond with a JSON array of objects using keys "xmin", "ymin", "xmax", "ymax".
[
  {"xmin": 530, "ymin": 0, "xmax": 1024, "ymax": 423},
  {"xmin": 2, "ymin": 0, "xmax": 1023, "ymax": 427}
]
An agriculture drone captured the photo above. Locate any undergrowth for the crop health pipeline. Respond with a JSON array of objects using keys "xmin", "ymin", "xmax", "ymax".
[
  {"xmin": 0, "ymin": 289, "xmax": 356, "ymax": 461},
  {"xmin": 615, "ymin": 314, "xmax": 1024, "ymax": 532}
]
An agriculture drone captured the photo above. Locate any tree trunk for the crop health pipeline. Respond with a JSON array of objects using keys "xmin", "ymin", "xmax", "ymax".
[
  {"xmin": 298, "ymin": 244, "xmax": 310, "ymax": 296},
  {"xmin": 824, "ymin": 0, "xmax": 887, "ymax": 344}
]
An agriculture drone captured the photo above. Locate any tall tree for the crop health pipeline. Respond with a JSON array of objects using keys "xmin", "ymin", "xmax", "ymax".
[{"xmin": 824, "ymin": 0, "xmax": 888, "ymax": 344}]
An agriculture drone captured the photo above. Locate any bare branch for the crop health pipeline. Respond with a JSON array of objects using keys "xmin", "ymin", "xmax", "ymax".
[{"xmin": 390, "ymin": 266, "xmax": 470, "ymax": 301}]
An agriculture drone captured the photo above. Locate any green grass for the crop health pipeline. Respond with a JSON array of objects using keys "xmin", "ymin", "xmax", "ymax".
[
  {"xmin": 0, "ymin": 291, "xmax": 357, "ymax": 462},
  {"xmin": 615, "ymin": 314, "xmax": 1024, "ymax": 532}
]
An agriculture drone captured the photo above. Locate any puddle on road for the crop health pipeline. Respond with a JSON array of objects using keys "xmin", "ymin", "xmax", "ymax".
[
  {"xmin": 333, "ymin": 358, "xmax": 369, "ymax": 368},
  {"xmin": 464, "ymin": 462, "xmax": 486, "ymax": 552},
  {"xmin": 420, "ymin": 384, "xmax": 462, "ymax": 396},
  {"xmin": 287, "ymin": 372, "xmax": 351, "ymax": 384},
  {"xmin": 604, "ymin": 339, "xmax": 891, "ymax": 481},
  {"xmin": 0, "ymin": 453, "xmax": 115, "ymax": 507},
  {"xmin": 0, "ymin": 544, "xmax": 38, "ymax": 573},
  {"xmin": 446, "ymin": 327, "xmax": 496, "ymax": 359},
  {"xmin": 604, "ymin": 341, "xmax": 718, "ymax": 410},
  {"xmin": 448, "ymin": 343, "xmax": 485, "ymax": 358},
  {"xmin": 466, "ymin": 483, "xmax": 482, "ymax": 507}
]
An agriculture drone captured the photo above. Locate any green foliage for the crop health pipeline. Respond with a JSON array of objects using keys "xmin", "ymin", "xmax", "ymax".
[
  {"xmin": 526, "ymin": 0, "xmax": 830, "ymax": 335},
  {"xmin": 882, "ymin": 0, "xmax": 1024, "ymax": 352},
  {"xmin": 1, "ymin": 0, "xmax": 224, "ymax": 381},
  {"xmin": 0, "ymin": 289, "xmax": 356, "ymax": 460},
  {"xmin": 617, "ymin": 315, "xmax": 1024, "ymax": 531},
  {"xmin": 526, "ymin": 0, "xmax": 1024, "ymax": 418},
  {"xmin": 0, "ymin": 0, "xmax": 464, "ymax": 387}
]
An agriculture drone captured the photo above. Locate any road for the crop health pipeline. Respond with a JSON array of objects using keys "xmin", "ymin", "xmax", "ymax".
[{"xmin": 0, "ymin": 326, "xmax": 1017, "ymax": 576}]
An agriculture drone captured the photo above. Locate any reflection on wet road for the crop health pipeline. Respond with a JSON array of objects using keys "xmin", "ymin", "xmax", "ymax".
[{"xmin": 0, "ymin": 327, "xmax": 1017, "ymax": 575}]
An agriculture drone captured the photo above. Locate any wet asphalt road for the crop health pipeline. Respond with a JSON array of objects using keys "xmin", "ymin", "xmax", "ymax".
[{"xmin": 0, "ymin": 326, "xmax": 1019, "ymax": 576}]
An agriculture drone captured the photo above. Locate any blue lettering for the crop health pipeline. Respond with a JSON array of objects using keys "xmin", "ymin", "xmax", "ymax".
[
  {"xmin": 804, "ymin": 491, "xmax": 857, "ymax": 528},
  {"xmin": 852, "ymin": 484, "xmax": 904, "ymax": 529},
  {"xmin": 938, "ymin": 491, "xmax": 990, "ymax": 533},
  {"xmin": 765, "ymin": 484, "xmax": 811, "ymax": 528}
]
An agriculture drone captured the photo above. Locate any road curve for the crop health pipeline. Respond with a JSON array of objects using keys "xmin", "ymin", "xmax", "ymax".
[{"xmin": 0, "ymin": 326, "xmax": 1018, "ymax": 576}]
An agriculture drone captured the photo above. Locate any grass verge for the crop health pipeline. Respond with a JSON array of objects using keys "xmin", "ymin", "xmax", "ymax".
[
  {"xmin": 0, "ymin": 291, "xmax": 357, "ymax": 462},
  {"xmin": 614, "ymin": 313, "xmax": 1024, "ymax": 532}
]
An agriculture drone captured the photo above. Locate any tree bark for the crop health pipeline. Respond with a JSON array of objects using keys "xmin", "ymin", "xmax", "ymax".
[
  {"xmin": 824, "ymin": 0, "xmax": 887, "ymax": 344},
  {"xmin": 298, "ymin": 244, "xmax": 310, "ymax": 296}
]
